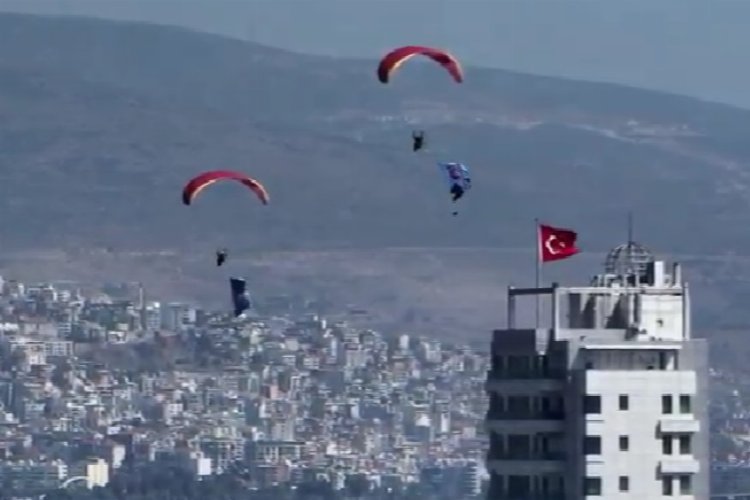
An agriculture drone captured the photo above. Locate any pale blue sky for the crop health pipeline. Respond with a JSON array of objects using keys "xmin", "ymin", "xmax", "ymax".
[{"xmin": 2, "ymin": 0, "xmax": 749, "ymax": 108}]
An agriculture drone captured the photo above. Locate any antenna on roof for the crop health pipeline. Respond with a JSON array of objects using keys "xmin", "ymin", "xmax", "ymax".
[{"xmin": 627, "ymin": 211, "xmax": 634, "ymax": 245}]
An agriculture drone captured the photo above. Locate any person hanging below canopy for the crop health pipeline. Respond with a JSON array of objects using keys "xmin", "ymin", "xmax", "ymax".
[
  {"xmin": 412, "ymin": 130, "xmax": 425, "ymax": 152},
  {"xmin": 438, "ymin": 162, "xmax": 472, "ymax": 216},
  {"xmin": 216, "ymin": 249, "xmax": 228, "ymax": 267}
]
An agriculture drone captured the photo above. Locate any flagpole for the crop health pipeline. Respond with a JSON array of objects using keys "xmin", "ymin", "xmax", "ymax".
[{"xmin": 535, "ymin": 218, "xmax": 541, "ymax": 328}]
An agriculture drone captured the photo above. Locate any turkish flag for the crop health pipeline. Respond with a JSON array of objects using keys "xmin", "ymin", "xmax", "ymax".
[{"xmin": 538, "ymin": 223, "xmax": 580, "ymax": 262}]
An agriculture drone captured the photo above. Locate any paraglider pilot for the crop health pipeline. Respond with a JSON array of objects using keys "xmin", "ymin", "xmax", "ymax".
[
  {"xmin": 412, "ymin": 131, "xmax": 425, "ymax": 152},
  {"xmin": 216, "ymin": 249, "xmax": 228, "ymax": 267},
  {"xmin": 450, "ymin": 184, "xmax": 464, "ymax": 216},
  {"xmin": 441, "ymin": 162, "xmax": 471, "ymax": 217},
  {"xmin": 450, "ymin": 183, "xmax": 464, "ymax": 202}
]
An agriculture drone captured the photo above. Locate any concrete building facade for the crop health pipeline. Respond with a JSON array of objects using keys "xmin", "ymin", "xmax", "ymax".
[{"xmin": 485, "ymin": 246, "xmax": 709, "ymax": 500}]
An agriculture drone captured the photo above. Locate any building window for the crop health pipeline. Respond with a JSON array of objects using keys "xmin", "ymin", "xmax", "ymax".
[
  {"xmin": 541, "ymin": 396, "xmax": 565, "ymax": 419},
  {"xmin": 679, "ymin": 395, "xmax": 692, "ymax": 414},
  {"xmin": 541, "ymin": 396, "xmax": 550, "ymax": 415},
  {"xmin": 619, "ymin": 395, "xmax": 629, "ymax": 410},
  {"xmin": 662, "ymin": 476, "xmax": 673, "ymax": 496},
  {"xmin": 539, "ymin": 475, "xmax": 549, "ymax": 495},
  {"xmin": 662, "ymin": 394, "xmax": 673, "ymax": 414},
  {"xmin": 507, "ymin": 355, "xmax": 530, "ymax": 378},
  {"xmin": 659, "ymin": 351, "xmax": 668, "ymax": 370},
  {"xmin": 508, "ymin": 435, "xmax": 531, "ymax": 459},
  {"xmin": 583, "ymin": 395, "xmax": 601, "ymax": 414},
  {"xmin": 619, "ymin": 476, "xmax": 629, "ymax": 492},
  {"xmin": 492, "ymin": 354, "xmax": 505, "ymax": 373},
  {"xmin": 662, "ymin": 436, "xmax": 673, "ymax": 455},
  {"xmin": 488, "ymin": 473, "xmax": 504, "ymax": 499},
  {"xmin": 540, "ymin": 474, "xmax": 564, "ymax": 495},
  {"xmin": 679, "ymin": 475, "xmax": 692, "ymax": 495},
  {"xmin": 553, "ymin": 475, "xmax": 565, "ymax": 494},
  {"xmin": 490, "ymin": 432, "xmax": 505, "ymax": 457},
  {"xmin": 679, "ymin": 435, "xmax": 691, "ymax": 455},
  {"xmin": 489, "ymin": 393, "xmax": 504, "ymax": 415},
  {"xmin": 535, "ymin": 355, "xmax": 549, "ymax": 376},
  {"xmin": 508, "ymin": 475, "xmax": 530, "ymax": 498},
  {"xmin": 508, "ymin": 396, "xmax": 531, "ymax": 418},
  {"xmin": 583, "ymin": 477, "xmax": 601, "ymax": 496},
  {"xmin": 583, "ymin": 436, "xmax": 601, "ymax": 455},
  {"xmin": 619, "ymin": 435, "xmax": 629, "ymax": 451},
  {"xmin": 535, "ymin": 434, "xmax": 551, "ymax": 457}
]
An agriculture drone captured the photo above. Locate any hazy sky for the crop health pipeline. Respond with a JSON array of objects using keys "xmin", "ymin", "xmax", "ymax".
[{"xmin": 2, "ymin": 0, "xmax": 750, "ymax": 108}]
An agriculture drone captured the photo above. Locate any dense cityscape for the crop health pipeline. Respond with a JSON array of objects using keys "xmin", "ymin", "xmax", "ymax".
[
  {"xmin": 0, "ymin": 272, "xmax": 748, "ymax": 498},
  {"xmin": 0, "ymin": 276, "xmax": 488, "ymax": 500}
]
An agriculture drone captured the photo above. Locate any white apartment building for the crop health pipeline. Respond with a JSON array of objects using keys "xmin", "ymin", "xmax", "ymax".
[
  {"xmin": 0, "ymin": 459, "xmax": 68, "ymax": 492},
  {"xmin": 69, "ymin": 457, "xmax": 110, "ymax": 488},
  {"xmin": 485, "ymin": 244, "xmax": 708, "ymax": 500}
]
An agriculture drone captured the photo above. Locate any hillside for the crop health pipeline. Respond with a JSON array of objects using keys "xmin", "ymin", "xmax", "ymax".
[{"xmin": 2, "ymin": 13, "xmax": 750, "ymax": 337}]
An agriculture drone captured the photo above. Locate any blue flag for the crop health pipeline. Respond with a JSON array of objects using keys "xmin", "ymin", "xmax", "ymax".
[{"xmin": 230, "ymin": 277, "xmax": 251, "ymax": 317}]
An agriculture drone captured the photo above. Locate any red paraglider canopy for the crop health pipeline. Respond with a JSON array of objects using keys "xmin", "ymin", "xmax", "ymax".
[
  {"xmin": 182, "ymin": 170, "xmax": 269, "ymax": 206},
  {"xmin": 377, "ymin": 45, "xmax": 463, "ymax": 84}
]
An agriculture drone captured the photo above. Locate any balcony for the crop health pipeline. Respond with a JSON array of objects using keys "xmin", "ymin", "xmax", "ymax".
[
  {"xmin": 488, "ymin": 410, "xmax": 566, "ymax": 421},
  {"xmin": 659, "ymin": 417, "xmax": 700, "ymax": 434},
  {"xmin": 486, "ymin": 459, "xmax": 565, "ymax": 475},
  {"xmin": 488, "ymin": 451, "xmax": 567, "ymax": 461},
  {"xmin": 660, "ymin": 457, "xmax": 700, "ymax": 474},
  {"xmin": 486, "ymin": 419, "xmax": 564, "ymax": 434},
  {"xmin": 487, "ymin": 495, "xmax": 565, "ymax": 500},
  {"xmin": 487, "ymin": 368, "xmax": 568, "ymax": 381},
  {"xmin": 584, "ymin": 413, "xmax": 605, "ymax": 424},
  {"xmin": 485, "ymin": 378, "xmax": 563, "ymax": 392}
]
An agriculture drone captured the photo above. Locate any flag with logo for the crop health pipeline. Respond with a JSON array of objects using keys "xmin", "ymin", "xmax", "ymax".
[{"xmin": 538, "ymin": 223, "xmax": 580, "ymax": 263}]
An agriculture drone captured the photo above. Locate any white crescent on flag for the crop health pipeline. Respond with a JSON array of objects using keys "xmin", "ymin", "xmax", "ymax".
[{"xmin": 545, "ymin": 234, "xmax": 567, "ymax": 255}]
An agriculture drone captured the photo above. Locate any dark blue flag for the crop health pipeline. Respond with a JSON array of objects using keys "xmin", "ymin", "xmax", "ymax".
[{"xmin": 230, "ymin": 277, "xmax": 251, "ymax": 317}]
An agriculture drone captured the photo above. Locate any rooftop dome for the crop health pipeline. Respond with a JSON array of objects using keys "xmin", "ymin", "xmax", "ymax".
[{"xmin": 604, "ymin": 240, "xmax": 654, "ymax": 277}]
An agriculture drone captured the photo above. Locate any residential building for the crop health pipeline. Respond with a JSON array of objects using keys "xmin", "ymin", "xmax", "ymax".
[{"xmin": 485, "ymin": 242, "xmax": 709, "ymax": 499}]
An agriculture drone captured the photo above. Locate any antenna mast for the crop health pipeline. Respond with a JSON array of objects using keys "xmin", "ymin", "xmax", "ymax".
[{"xmin": 627, "ymin": 211, "xmax": 634, "ymax": 245}]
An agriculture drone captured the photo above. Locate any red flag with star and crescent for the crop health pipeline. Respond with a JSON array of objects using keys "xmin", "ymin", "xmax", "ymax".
[{"xmin": 538, "ymin": 223, "xmax": 580, "ymax": 262}]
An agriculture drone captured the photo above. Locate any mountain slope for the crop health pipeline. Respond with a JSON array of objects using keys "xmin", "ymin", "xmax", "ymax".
[{"xmin": 1, "ymin": 13, "xmax": 750, "ymax": 255}]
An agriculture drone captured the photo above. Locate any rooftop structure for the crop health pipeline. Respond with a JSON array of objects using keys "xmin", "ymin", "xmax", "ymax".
[{"xmin": 485, "ymin": 242, "xmax": 709, "ymax": 500}]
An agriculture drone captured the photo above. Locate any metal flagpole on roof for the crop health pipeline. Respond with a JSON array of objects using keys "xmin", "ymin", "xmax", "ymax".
[{"xmin": 535, "ymin": 218, "xmax": 542, "ymax": 328}]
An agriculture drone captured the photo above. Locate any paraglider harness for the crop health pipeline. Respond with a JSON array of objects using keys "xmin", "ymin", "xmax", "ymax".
[
  {"xmin": 450, "ymin": 183, "xmax": 464, "ymax": 202},
  {"xmin": 216, "ymin": 249, "xmax": 228, "ymax": 267},
  {"xmin": 412, "ymin": 131, "xmax": 425, "ymax": 152}
]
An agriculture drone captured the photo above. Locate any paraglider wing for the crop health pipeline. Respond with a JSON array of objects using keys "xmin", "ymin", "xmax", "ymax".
[
  {"xmin": 230, "ymin": 277, "xmax": 251, "ymax": 317},
  {"xmin": 377, "ymin": 45, "xmax": 463, "ymax": 84},
  {"xmin": 458, "ymin": 163, "xmax": 472, "ymax": 191},
  {"xmin": 438, "ymin": 162, "xmax": 471, "ymax": 193},
  {"xmin": 182, "ymin": 170, "xmax": 270, "ymax": 206}
]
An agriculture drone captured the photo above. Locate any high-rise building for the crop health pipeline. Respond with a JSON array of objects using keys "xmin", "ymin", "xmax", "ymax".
[
  {"xmin": 459, "ymin": 460, "xmax": 483, "ymax": 497},
  {"xmin": 485, "ymin": 242, "xmax": 708, "ymax": 499}
]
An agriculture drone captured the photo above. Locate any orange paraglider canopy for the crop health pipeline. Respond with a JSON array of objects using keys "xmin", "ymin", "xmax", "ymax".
[
  {"xmin": 377, "ymin": 45, "xmax": 463, "ymax": 84},
  {"xmin": 182, "ymin": 170, "xmax": 269, "ymax": 206}
]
